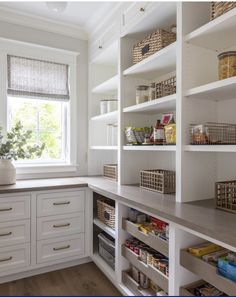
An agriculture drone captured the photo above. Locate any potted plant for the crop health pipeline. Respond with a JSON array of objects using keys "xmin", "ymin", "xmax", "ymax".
[{"xmin": 0, "ymin": 122, "xmax": 45, "ymax": 185}]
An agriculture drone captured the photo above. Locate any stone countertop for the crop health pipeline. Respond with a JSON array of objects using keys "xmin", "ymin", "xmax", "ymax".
[{"xmin": 0, "ymin": 176, "xmax": 235, "ymax": 249}]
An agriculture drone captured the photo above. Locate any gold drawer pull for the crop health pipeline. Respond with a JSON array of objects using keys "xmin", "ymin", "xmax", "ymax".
[
  {"xmin": 53, "ymin": 223, "xmax": 71, "ymax": 228},
  {"xmin": 0, "ymin": 207, "xmax": 12, "ymax": 212},
  {"xmin": 0, "ymin": 232, "xmax": 12, "ymax": 237},
  {"xmin": 0, "ymin": 256, "xmax": 12, "ymax": 262},
  {"xmin": 53, "ymin": 245, "xmax": 70, "ymax": 251},
  {"xmin": 53, "ymin": 201, "xmax": 70, "ymax": 206},
  {"xmin": 140, "ymin": 7, "xmax": 145, "ymax": 12}
]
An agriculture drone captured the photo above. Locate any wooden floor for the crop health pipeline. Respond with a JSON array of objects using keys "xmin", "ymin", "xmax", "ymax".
[{"xmin": 0, "ymin": 263, "xmax": 121, "ymax": 296}]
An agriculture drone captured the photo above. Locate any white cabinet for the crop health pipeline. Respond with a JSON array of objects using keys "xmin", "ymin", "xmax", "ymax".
[
  {"xmin": 37, "ymin": 212, "xmax": 84, "ymax": 240},
  {"xmin": 36, "ymin": 190, "xmax": 85, "ymax": 217},
  {"xmin": 0, "ymin": 220, "xmax": 30, "ymax": 247},
  {"xmin": 0, "ymin": 194, "xmax": 30, "ymax": 222},
  {"xmin": 37, "ymin": 234, "xmax": 85, "ymax": 264},
  {"xmin": 0, "ymin": 244, "xmax": 30, "ymax": 273}
]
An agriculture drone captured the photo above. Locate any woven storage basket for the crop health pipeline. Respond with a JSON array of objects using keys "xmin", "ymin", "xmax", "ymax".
[
  {"xmin": 133, "ymin": 29, "xmax": 176, "ymax": 65},
  {"xmin": 97, "ymin": 199, "xmax": 115, "ymax": 229},
  {"xmin": 156, "ymin": 76, "xmax": 176, "ymax": 99},
  {"xmin": 211, "ymin": 2, "xmax": 236, "ymax": 20},
  {"xmin": 140, "ymin": 169, "xmax": 176, "ymax": 194},
  {"xmin": 103, "ymin": 164, "xmax": 118, "ymax": 181},
  {"xmin": 216, "ymin": 180, "xmax": 236, "ymax": 214}
]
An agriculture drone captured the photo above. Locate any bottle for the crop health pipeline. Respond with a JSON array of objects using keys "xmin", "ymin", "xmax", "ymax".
[{"xmin": 153, "ymin": 120, "xmax": 165, "ymax": 144}]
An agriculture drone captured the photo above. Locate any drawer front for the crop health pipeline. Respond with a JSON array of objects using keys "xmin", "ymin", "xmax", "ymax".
[
  {"xmin": 0, "ymin": 195, "xmax": 30, "ymax": 222},
  {"xmin": 0, "ymin": 244, "xmax": 30, "ymax": 273},
  {"xmin": 37, "ymin": 234, "xmax": 85, "ymax": 264},
  {"xmin": 37, "ymin": 190, "xmax": 85, "ymax": 217},
  {"xmin": 0, "ymin": 220, "xmax": 30, "ymax": 247},
  {"xmin": 37, "ymin": 213, "xmax": 84, "ymax": 240}
]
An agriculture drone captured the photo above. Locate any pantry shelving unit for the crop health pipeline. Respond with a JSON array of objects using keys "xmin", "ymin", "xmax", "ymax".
[
  {"xmin": 88, "ymin": 2, "xmax": 236, "ymax": 296},
  {"xmin": 93, "ymin": 217, "xmax": 116, "ymax": 239}
]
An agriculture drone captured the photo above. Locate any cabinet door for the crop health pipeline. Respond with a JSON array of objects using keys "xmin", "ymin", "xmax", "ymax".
[
  {"xmin": 0, "ymin": 244, "xmax": 30, "ymax": 273},
  {"xmin": 0, "ymin": 194, "xmax": 30, "ymax": 222},
  {"xmin": 37, "ymin": 212, "xmax": 84, "ymax": 240},
  {"xmin": 0, "ymin": 220, "xmax": 30, "ymax": 247},
  {"xmin": 37, "ymin": 190, "xmax": 85, "ymax": 217},
  {"xmin": 37, "ymin": 234, "xmax": 85, "ymax": 264}
]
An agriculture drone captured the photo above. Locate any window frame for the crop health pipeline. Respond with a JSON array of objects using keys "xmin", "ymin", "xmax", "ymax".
[{"xmin": 0, "ymin": 38, "xmax": 79, "ymax": 174}]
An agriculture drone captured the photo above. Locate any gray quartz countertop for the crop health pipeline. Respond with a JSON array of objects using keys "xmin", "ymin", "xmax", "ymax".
[{"xmin": 0, "ymin": 176, "xmax": 235, "ymax": 248}]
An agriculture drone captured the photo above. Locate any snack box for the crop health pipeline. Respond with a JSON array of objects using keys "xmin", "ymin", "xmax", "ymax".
[
  {"xmin": 218, "ymin": 257, "xmax": 236, "ymax": 282},
  {"xmin": 150, "ymin": 217, "xmax": 167, "ymax": 231},
  {"xmin": 202, "ymin": 249, "xmax": 229, "ymax": 263},
  {"xmin": 188, "ymin": 242, "xmax": 222, "ymax": 258}
]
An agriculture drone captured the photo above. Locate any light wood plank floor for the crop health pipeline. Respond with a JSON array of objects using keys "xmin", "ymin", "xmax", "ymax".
[{"xmin": 0, "ymin": 263, "xmax": 121, "ymax": 296}]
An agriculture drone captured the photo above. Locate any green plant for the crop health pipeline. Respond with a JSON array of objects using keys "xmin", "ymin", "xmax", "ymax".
[{"xmin": 0, "ymin": 122, "xmax": 45, "ymax": 160}]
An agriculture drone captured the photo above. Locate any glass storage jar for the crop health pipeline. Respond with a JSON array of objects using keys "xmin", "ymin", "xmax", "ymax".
[
  {"xmin": 149, "ymin": 83, "xmax": 156, "ymax": 101},
  {"xmin": 218, "ymin": 51, "xmax": 236, "ymax": 80},
  {"xmin": 136, "ymin": 85, "xmax": 149, "ymax": 104}
]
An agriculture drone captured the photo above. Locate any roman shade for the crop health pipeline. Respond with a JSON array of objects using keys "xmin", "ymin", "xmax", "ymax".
[{"xmin": 7, "ymin": 55, "xmax": 70, "ymax": 101}]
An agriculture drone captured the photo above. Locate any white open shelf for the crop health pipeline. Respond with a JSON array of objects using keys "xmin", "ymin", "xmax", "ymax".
[
  {"xmin": 92, "ymin": 75, "xmax": 118, "ymax": 94},
  {"xmin": 93, "ymin": 218, "xmax": 116, "ymax": 238},
  {"xmin": 185, "ymin": 7, "xmax": 236, "ymax": 51},
  {"xmin": 90, "ymin": 111, "xmax": 118, "ymax": 124},
  {"xmin": 123, "ymin": 94, "xmax": 176, "ymax": 114},
  {"xmin": 90, "ymin": 146, "xmax": 118, "ymax": 150},
  {"xmin": 123, "ymin": 42, "xmax": 176, "ymax": 79},
  {"xmin": 123, "ymin": 145, "xmax": 176, "ymax": 151},
  {"xmin": 185, "ymin": 77, "xmax": 236, "ymax": 101},
  {"xmin": 185, "ymin": 145, "xmax": 236, "ymax": 152}
]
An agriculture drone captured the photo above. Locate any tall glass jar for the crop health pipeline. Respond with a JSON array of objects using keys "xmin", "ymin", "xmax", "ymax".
[{"xmin": 136, "ymin": 85, "xmax": 149, "ymax": 104}]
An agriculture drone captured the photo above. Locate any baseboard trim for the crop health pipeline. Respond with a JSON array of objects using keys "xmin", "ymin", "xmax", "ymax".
[{"xmin": 0, "ymin": 257, "xmax": 92, "ymax": 284}]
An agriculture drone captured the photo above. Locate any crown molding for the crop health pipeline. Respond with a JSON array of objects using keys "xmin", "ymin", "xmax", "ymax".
[{"xmin": 0, "ymin": 6, "xmax": 88, "ymax": 40}]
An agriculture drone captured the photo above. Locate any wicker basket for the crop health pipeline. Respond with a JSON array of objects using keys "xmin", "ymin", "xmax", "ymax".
[
  {"xmin": 156, "ymin": 76, "xmax": 176, "ymax": 99},
  {"xmin": 133, "ymin": 29, "xmax": 176, "ymax": 65},
  {"xmin": 97, "ymin": 199, "xmax": 115, "ymax": 229},
  {"xmin": 211, "ymin": 2, "xmax": 236, "ymax": 20},
  {"xmin": 103, "ymin": 164, "xmax": 118, "ymax": 181},
  {"xmin": 140, "ymin": 169, "xmax": 176, "ymax": 194},
  {"xmin": 216, "ymin": 180, "xmax": 236, "ymax": 214}
]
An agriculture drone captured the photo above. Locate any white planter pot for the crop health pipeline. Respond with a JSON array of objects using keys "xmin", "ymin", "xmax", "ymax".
[{"xmin": 0, "ymin": 160, "xmax": 16, "ymax": 185}]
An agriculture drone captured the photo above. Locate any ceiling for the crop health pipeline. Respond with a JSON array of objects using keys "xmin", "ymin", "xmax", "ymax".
[{"xmin": 0, "ymin": 2, "xmax": 120, "ymax": 32}]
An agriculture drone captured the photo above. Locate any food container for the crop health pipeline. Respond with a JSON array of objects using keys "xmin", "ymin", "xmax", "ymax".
[
  {"xmin": 218, "ymin": 51, "xmax": 236, "ymax": 80},
  {"xmin": 136, "ymin": 85, "xmax": 149, "ymax": 104},
  {"xmin": 149, "ymin": 83, "xmax": 156, "ymax": 101},
  {"xmin": 107, "ymin": 100, "xmax": 118, "ymax": 112},
  {"xmin": 164, "ymin": 124, "xmax": 176, "ymax": 145},
  {"xmin": 100, "ymin": 100, "xmax": 108, "ymax": 114}
]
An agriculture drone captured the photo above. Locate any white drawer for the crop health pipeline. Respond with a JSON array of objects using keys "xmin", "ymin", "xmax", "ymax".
[
  {"xmin": 0, "ymin": 244, "xmax": 30, "ymax": 272},
  {"xmin": 37, "ymin": 234, "xmax": 84, "ymax": 264},
  {"xmin": 37, "ymin": 190, "xmax": 85, "ymax": 217},
  {"xmin": 37, "ymin": 213, "xmax": 84, "ymax": 240},
  {"xmin": 0, "ymin": 195, "xmax": 30, "ymax": 222},
  {"xmin": 0, "ymin": 220, "xmax": 30, "ymax": 247}
]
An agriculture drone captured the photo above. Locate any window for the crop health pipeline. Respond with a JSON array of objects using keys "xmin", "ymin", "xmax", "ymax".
[{"xmin": 7, "ymin": 55, "xmax": 71, "ymax": 165}]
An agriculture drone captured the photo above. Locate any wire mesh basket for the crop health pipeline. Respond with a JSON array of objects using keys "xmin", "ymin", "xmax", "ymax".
[
  {"xmin": 103, "ymin": 164, "xmax": 118, "ymax": 181},
  {"xmin": 140, "ymin": 169, "xmax": 176, "ymax": 194},
  {"xmin": 216, "ymin": 180, "xmax": 236, "ymax": 214},
  {"xmin": 211, "ymin": 2, "xmax": 236, "ymax": 20},
  {"xmin": 98, "ymin": 232, "xmax": 115, "ymax": 270},
  {"xmin": 156, "ymin": 76, "xmax": 176, "ymax": 99},
  {"xmin": 190, "ymin": 122, "xmax": 236, "ymax": 145}
]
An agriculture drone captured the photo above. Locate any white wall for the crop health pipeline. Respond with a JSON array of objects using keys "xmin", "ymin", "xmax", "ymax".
[{"xmin": 0, "ymin": 21, "xmax": 88, "ymax": 177}]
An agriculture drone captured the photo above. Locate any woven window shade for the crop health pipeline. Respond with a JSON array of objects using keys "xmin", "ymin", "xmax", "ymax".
[{"xmin": 7, "ymin": 55, "xmax": 70, "ymax": 101}]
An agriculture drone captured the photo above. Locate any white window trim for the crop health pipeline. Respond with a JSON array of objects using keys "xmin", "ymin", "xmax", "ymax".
[{"xmin": 0, "ymin": 37, "xmax": 79, "ymax": 175}]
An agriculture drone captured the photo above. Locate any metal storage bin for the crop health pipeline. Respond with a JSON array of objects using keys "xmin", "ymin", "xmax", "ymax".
[{"xmin": 98, "ymin": 232, "xmax": 115, "ymax": 270}]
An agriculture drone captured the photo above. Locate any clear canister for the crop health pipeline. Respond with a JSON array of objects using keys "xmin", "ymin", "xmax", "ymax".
[
  {"xmin": 218, "ymin": 51, "xmax": 236, "ymax": 80},
  {"xmin": 136, "ymin": 85, "xmax": 149, "ymax": 105}
]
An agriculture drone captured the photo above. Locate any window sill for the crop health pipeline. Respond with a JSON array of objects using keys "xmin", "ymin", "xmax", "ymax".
[{"xmin": 15, "ymin": 164, "xmax": 78, "ymax": 175}]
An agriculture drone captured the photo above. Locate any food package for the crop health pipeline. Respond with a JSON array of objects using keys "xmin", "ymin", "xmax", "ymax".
[
  {"xmin": 164, "ymin": 124, "xmax": 176, "ymax": 144},
  {"xmin": 131, "ymin": 265, "xmax": 140, "ymax": 283},
  {"xmin": 140, "ymin": 272, "xmax": 149, "ymax": 289},
  {"xmin": 194, "ymin": 282, "xmax": 226, "ymax": 296},
  {"xmin": 218, "ymin": 257, "xmax": 236, "ymax": 282},
  {"xmin": 188, "ymin": 242, "xmax": 222, "ymax": 257},
  {"xmin": 125, "ymin": 127, "xmax": 150, "ymax": 145},
  {"xmin": 202, "ymin": 249, "xmax": 228, "ymax": 263},
  {"xmin": 191, "ymin": 124, "xmax": 209, "ymax": 144}
]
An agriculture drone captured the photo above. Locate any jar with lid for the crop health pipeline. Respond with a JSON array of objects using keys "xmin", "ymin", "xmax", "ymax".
[
  {"xmin": 136, "ymin": 85, "xmax": 149, "ymax": 105},
  {"xmin": 149, "ymin": 83, "xmax": 156, "ymax": 101},
  {"xmin": 218, "ymin": 51, "xmax": 236, "ymax": 80}
]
